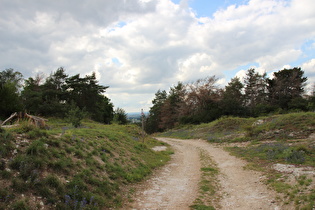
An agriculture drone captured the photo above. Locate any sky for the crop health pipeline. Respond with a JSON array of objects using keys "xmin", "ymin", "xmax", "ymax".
[{"xmin": 0, "ymin": 0, "xmax": 315, "ymax": 113}]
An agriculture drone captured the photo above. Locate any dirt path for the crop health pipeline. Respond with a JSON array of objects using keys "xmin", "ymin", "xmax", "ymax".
[{"xmin": 128, "ymin": 138, "xmax": 280, "ymax": 210}]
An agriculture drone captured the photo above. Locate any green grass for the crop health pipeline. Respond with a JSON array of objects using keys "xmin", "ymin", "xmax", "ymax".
[
  {"xmin": 191, "ymin": 149, "xmax": 220, "ymax": 210},
  {"xmin": 160, "ymin": 112, "xmax": 315, "ymax": 209},
  {"xmin": 0, "ymin": 119, "xmax": 171, "ymax": 209},
  {"xmin": 159, "ymin": 112, "xmax": 315, "ymax": 142}
]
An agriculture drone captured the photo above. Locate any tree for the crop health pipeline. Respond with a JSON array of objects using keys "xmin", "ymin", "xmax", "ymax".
[
  {"xmin": 159, "ymin": 82, "xmax": 186, "ymax": 130},
  {"xmin": 183, "ymin": 76, "xmax": 222, "ymax": 123},
  {"xmin": 267, "ymin": 67, "xmax": 307, "ymax": 111},
  {"xmin": 21, "ymin": 68, "xmax": 114, "ymax": 123},
  {"xmin": 66, "ymin": 73, "xmax": 108, "ymax": 110},
  {"xmin": 112, "ymin": 107, "xmax": 128, "ymax": 125},
  {"xmin": 66, "ymin": 103, "xmax": 86, "ymax": 128},
  {"xmin": 40, "ymin": 68, "xmax": 69, "ymax": 117},
  {"xmin": 22, "ymin": 73, "xmax": 49, "ymax": 116},
  {"xmin": 0, "ymin": 69, "xmax": 24, "ymax": 119},
  {"xmin": 92, "ymin": 95, "xmax": 114, "ymax": 124},
  {"xmin": 221, "ymin": 77, "xmax": 245, "ymax": 116},
  {"xmin": 243, "ymin": 68, "xmax": 268, "ymax": 116},
  {"xmin": 307, "ymin": 84, "xmax": 315, "ymax": 111},
  {"xmin": 65, "ymin": 72, "xmax": 113, "ymax": 122},
  {"xmin": 145, "ymin": 90, "xmax": 167, "ymax": 133}
]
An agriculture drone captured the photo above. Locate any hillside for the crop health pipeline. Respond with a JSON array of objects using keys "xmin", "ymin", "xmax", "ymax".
[
  {"xmin": 158, "ymin": 112, "xmax": 315, "ymax": 209},
  {"xmin": 0, "ymin": 119, "xmax": 171, "ymax": 209}
]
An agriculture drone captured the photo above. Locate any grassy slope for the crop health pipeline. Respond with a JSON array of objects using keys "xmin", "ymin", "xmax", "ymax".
[
  {"xmin": 0, "ymin": 119, "xmax": 171, "ymax": 209},
  {"xmin": 159, "ymin": 112, "xmax": 315, "ymax": 209}
]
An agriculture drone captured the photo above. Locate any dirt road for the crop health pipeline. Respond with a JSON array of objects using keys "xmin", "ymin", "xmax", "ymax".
[{"xmin": 128, "ymin": 138, "xmax": 280, "ymax": 210}]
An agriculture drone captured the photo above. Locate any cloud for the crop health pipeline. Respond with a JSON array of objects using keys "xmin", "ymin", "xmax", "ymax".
[
  {"xmin": 302, "ymin": 59, "xmax": 315, "ymax": 91},
  {"xmin": 0, "ymin": 0, "xmax": 315, "ymax": 112}
]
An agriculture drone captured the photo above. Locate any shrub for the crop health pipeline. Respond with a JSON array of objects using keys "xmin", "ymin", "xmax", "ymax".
[
  {"xmin": 66, "ymin": 104, "xmax": 86, "ymax": 128},
  {"xmin": 285, "ymin": 150, "xmax": 305, "ymax": 164}
]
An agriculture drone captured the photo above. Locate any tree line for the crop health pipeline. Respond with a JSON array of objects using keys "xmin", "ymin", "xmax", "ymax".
[
  {"xmin": 0, "ymin": 67, "xmax": 127, "ymax": 125},
  {"xmin": 145, "ymin": 67, "xmax": 315, "ymax": 133}
]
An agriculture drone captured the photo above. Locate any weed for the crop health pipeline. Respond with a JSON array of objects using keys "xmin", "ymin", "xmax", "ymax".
[
  {"xmin": 10, "ymin": 199, "xmax": 30, "ymax": 210},
  {"xmin": 14, "ymin": 121, "xmax": 37, "ymax": 133},
  {"xmin": 0, "ymin": 170, "xmax": 11, "ymax": 179},
  {"xmin": 26, "ymin": 139, "xmax": 47, "ymax": 156},
  {"xmin": 11, "ymin": 178, "xmax": 29, "ymax": 193},
  {"xmin": 0, "ymin": 130, "xmax": 14, "ymax": 158},
  {"xmin": 285, "ymin": 150, "xmax": 305, "ymax": 164},
  {"xmin": 44, "ymin": 174, "xmax": 62, "ymax": 189},
  {"xmin": 201, "ymin": 167, "xmax": 218, "ymax": 173},
  {"xmin": 27, "ymin": 128, "xmax": 48, "ymax": 139},
  {"xmin": 190, "ymin": 204, "xmax": 215, "ymax": 210}
]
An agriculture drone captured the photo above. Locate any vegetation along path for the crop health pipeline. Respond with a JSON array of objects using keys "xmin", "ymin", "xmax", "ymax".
[{"xmin": 128, "ymin": 138, "xmax": 280, "ymax": 210}]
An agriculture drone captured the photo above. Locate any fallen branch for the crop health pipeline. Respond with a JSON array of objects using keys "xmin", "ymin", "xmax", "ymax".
[{"xmin": 1, "ymin": 112, "xmax": 48, "ymax": 128}]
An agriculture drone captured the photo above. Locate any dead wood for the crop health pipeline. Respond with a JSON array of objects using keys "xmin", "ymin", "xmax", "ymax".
[{"xmin": 1, "ymin": 112, "xmax": 48, "ymax": 128}]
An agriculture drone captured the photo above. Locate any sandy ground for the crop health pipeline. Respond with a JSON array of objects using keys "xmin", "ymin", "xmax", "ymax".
[{"xmin": 128, "ymin": 138, "xmax": 281, "ymax": 210}]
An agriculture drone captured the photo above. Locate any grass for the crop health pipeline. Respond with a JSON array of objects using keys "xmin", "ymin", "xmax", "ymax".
[
  {"xmin": 161, "ymin": 112, "xmax": 315, "ymax": 209},
  {"xmin": 191, "ymin": 149, "xmax": 220, "ymax": 210},
  {"xmin": 159, "ymin": 112, "xmax": 315, "ymax": 142},
  {"xmin": 0, "ymin": 119, "xmax": 171, "ymax": 209}
]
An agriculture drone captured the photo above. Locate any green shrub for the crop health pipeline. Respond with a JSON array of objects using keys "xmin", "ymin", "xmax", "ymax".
[
  {"xmin": 285, "ymin": 150, "xmax": 305, "ymax": 164},
  {"xmin": 66, "ymin": 105, "xmax": 86, "ymax": 128}
]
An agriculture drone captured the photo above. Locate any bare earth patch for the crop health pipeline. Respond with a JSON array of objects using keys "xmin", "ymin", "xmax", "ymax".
[{"xmin": 127, "ymin": 138, "xmax": 281, "ymax": 210}]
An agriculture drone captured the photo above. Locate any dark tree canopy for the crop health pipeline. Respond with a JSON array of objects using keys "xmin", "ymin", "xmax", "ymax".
[
  {"xmin": 19, "ymin": 68, "xmax": 114, "ymax": 123},
  {"xmin": 145, "ymin": 67, "xmax": 313, "ymax": 134},
  {"xmin": 221, "ymin": 77, "xmax": 244, "ymax": 116},
  {"xmin": 267, "ymin": 67, "xmax": 307, "ymax": 110},
  {"xmin": 0, "ymin": 69, "xmax": 24, "ymax": 119}
]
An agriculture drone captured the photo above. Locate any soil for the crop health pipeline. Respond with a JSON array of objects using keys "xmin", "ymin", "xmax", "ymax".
[{"xmin": 126, "ymin": 138, "xmax": 282, "ymax": 210}]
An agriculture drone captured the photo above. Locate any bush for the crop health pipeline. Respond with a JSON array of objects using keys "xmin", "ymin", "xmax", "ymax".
[
  {"xmin": 285, "ymin": 150, "xmax": 305, "ymax": 164},
  {"xmin": 66, "ymin": 104, "xmax": 86, "ymax": 128}
]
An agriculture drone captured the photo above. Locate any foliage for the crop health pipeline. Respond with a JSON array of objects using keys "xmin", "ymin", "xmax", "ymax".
[
  {"xmin": 20, "ymin": 68, "xmax": 114, "ymax": 123},
  {"xmin": 146, "ymin": 67, "xmax": 314, "ymax": 132},
  {"xmin": 243, "ymin": 68, "xmax": 268, "ymax": 116},
  {"xmin": 145, "ymin": 90, "xmax": 167, "ymax": 133},
  {"xmin": 0, "ymin": 69, "xmax": 23, "ymax": 119},
  {"xmin": 267, "ymin": 67, "xmax": 307, "ymax": 110},
  {"xmin": 0, "ymin": 119, "xmax": 171, "ymax": 209},
  {"xmin": 220, "ymin": 77, "xmax": 245, "ymax": 116},
  {"xmin": 112, "ymin": 107, "xmax": 128, "ymax": 125},
  {"xmin": 159, "ymin": 112, "xmax": 315, "ymax": 145},
  {"xmin": 66, "ymin": 103, "xmax": 87, "ymax": 128}
]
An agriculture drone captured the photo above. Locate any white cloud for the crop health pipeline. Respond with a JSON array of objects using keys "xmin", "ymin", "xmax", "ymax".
[
  {"xmin": 302, "ymin": 59, "xmax": 315, "ymax": 92},
  {"xmin": 0, "ymin": 0, "xmax": 315, "ymax": 112}
]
